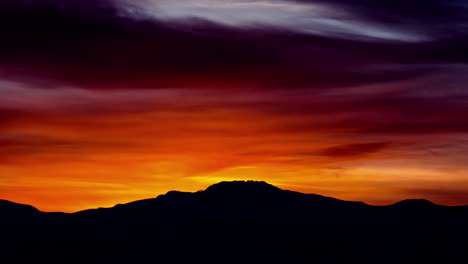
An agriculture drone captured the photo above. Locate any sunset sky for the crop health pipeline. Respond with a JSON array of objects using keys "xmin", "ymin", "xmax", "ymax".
[{"xmin": 1, "ymin": 0, "xmax": 468, "ymax": 212}]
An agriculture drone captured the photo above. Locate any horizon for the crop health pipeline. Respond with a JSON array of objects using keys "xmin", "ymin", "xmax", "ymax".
[
  {"xmin": 0, "ymin": 180, "xmax": 461, "ymax": 213},
  {"xmin": 1, "ymin": 0, "xmax": 468, "ymax": 212}
]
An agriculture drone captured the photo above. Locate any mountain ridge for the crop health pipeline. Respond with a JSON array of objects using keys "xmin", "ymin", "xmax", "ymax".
[
  {"xmin": 1, "ymin": 180, "xmax": 467, "ymax": 264},
  {"xmin": 0, "ymin": 181, "xmax": 457, "ymax": 214}
]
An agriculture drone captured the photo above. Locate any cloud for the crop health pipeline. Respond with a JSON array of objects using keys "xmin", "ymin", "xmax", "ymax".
[
  {"xmin": 318, "ymin": 142, "xmax": 391, "ymax": 157},
  {"xmin": 0, "ymin": 0, "xmax": 467, "ymax": 91},
  {"xmin": 143, "ymin": 0, "xmax": 468, "ymax": 40},
  {"xmin": 287, "ymin": 0, "xmax": 468, "ymax": 37}
]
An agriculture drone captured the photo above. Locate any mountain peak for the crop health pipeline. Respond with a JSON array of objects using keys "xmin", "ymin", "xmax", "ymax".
[
  {"xmin": 202, "ymin": 180, "xmax": 283, "ymax": 198},
  {"xmin": 391, "ymin": 199, "xmax": 437, "ymax": 208}
]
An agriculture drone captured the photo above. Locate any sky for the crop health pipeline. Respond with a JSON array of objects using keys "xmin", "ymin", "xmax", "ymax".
[{"xmin": 1, "ymin": 0, "xmax": 468, "ymax": 212}]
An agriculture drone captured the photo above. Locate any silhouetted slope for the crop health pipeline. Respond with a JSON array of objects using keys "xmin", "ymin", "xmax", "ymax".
[
  {"xmin": 1, "ymin": 181, "xmax": 468, "ymax": 264},
  {"xmin": 0, "ymin": 200, "xmax": 40, "ymax": 216}
]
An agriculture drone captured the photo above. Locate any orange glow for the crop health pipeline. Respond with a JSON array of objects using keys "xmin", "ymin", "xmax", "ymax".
[{"xmin": 2, "ymin": 88, "xmax": 468, "ymax": 212}]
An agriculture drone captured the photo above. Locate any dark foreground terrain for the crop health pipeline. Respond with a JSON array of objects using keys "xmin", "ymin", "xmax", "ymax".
[{"xmin": 1, "ymin": 181, "xmax": 467, "ymax": 264}]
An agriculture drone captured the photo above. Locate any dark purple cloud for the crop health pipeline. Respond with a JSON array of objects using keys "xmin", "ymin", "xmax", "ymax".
[{"xmin": 0, "ymin": 0, "xmax": 466, "ymax": 90}]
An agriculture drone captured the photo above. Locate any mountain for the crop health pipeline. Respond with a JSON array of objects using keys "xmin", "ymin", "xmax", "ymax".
[
  {"xmin": 0, "ymin": 199, "xmax": 40, "ymax": 216},
  {"xmin": 1, "ymin": 181, "xmax": 467, "ymax": 264}
]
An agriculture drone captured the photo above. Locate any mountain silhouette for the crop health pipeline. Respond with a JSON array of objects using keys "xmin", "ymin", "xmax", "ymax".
[
  {"xmin": 0, "ymin": 200, "xmax": 40, "ymax": 216},
  {"xmin": 1, "ymin": 181, "xmax": 467, "ymax": 264}
]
